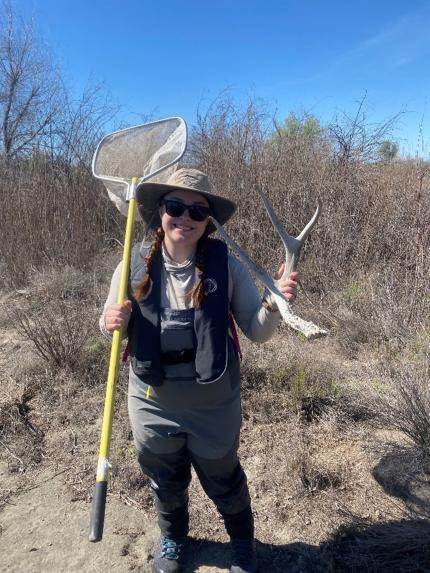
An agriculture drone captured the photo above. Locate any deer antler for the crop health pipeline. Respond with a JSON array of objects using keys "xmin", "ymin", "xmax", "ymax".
[{"xmin": 212, "ymin": 190, "xmax": 327, "ymax": 340}]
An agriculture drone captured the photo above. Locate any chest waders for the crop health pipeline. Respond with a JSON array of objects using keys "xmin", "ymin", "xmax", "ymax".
[{"xmin": 126, "ymin": 240, "xmax": 254, "ymax": 543}]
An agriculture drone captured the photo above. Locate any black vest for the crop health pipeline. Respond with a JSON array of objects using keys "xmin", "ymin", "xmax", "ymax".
[{"xmin": 127, "ymin": 239, "xmax": 230, "ymax": 386}]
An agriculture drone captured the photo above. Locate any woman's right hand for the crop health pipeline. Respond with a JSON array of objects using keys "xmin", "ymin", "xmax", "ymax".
[{"xmin": 104, "ymin": 300, "xmax": 133, "ymax": 333}]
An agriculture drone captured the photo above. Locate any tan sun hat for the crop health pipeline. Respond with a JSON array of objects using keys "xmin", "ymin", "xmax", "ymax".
[{"xmin": 136, "ymin": 168, "xmax": 236, "ymax": 232}]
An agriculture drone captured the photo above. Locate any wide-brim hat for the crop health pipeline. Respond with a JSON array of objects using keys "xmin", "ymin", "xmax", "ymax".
[{"xmin": 136, "ymin": 168, "xmax": 236, "ymax": 233}]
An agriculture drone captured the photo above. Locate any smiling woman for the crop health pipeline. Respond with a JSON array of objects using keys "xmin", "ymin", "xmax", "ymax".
[
  {"xmin": 159, "ymin": 189, "xmax": 211, "ymax": 263},
  {"xmin": 100, "ymin": 168, "xmax": 299, "ymax": 573}
]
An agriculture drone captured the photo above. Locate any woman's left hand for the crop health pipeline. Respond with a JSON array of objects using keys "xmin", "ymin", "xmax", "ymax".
[{"xmin": 275, "ymin": 263, "xmax": 299, "ymax": 303}]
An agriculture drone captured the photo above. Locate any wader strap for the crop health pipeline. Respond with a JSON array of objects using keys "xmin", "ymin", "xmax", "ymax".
[{"xmin": 229, "ymin": 314, "xmax": 242, "ymax": 361}]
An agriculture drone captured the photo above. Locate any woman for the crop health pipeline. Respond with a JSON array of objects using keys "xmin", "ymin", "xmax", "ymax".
[{"xmin": 101, "ymin": 168, "xmax": 298, "ymax": 573}]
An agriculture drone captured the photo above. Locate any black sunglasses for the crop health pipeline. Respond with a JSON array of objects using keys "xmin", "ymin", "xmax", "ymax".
[{"xmin": 161, "ymin": 199, "xmax": 211, "ymax": 222}]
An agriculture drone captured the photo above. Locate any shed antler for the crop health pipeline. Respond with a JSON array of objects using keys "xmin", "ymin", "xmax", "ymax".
[{"xmin": 212, "ymin": 190, "xmax": 328, "ymax": 340}]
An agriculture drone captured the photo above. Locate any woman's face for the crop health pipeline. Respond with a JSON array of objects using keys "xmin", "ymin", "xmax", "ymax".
[{"xmin": 159, "ymin": 189, "xmax": 210, "ymax": 248}]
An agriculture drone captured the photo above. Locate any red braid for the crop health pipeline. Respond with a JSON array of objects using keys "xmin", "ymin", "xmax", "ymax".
[
  {"xmin": 133, "ymin": 227, "xmax": 164, "ymax": 300},
  {"xmin": 188, "ymin": 235, "xmax": 208, "ymax": 308}
]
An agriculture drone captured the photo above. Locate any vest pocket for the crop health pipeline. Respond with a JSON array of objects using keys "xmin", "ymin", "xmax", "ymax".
[{"xmin": 131, "ymin": 357, "xmax": 153, "ymax": 381}]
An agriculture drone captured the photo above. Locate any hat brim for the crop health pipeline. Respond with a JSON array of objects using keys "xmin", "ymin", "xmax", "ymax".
[{"xmin": 135, "ymin": 180, "xmax": 236, "ymax": 232}]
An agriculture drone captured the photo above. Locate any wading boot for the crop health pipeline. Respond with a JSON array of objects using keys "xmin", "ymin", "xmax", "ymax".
[
  {"xmin": 152, "ymin": 535, "xmax": 186, "ymax": 573},
  {"xmin": 230, "ymin": 538, "xmax": 258, "ymax": 573}
]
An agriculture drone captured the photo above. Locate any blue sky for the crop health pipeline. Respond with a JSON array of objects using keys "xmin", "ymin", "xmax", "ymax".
[{"xmin": 15, "ymin": 0, "xmax": 430, "ymax": 155}]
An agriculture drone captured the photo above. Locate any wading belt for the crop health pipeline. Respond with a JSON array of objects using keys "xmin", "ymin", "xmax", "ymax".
[{"xmin": 161, "ymin": 348, "xmax": 196, "ymax": 365}]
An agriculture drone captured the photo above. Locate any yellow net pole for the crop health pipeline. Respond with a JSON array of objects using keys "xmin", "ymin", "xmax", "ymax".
[{"xmin": 89, "ymin": 178, "xmax": 137, "ymax": 542}]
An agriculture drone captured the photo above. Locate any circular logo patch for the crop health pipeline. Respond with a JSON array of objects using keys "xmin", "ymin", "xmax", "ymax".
[{"xmin": 204, "ymin": 278, "xmax": 218, "ymax": 294}]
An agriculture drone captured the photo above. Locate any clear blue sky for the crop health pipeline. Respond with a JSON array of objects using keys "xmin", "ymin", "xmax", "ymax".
[{"xmin": 16, "ymin": 0, "xmax": 430, "ymax": 155}]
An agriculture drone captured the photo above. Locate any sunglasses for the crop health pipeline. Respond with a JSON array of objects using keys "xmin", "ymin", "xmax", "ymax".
[{"xmin": 161, "ymin": 199, "xmax": 211, "ymax": 222}]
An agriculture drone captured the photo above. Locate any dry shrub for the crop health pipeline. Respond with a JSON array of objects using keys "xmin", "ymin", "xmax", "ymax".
[
  {"xmin": 333, "ymin": 311, "xmax": 381, "ymax": 359},
  {"xmin": 0, "ymin": 157, "xmax": 122, "ymax": 287},
  {"xmin": 288, "ymin": 418, "xmax": 352, "ymax": 497},
  {"xmin": 0, "ymin": 380, "xmax": 44, "ymax": 468},
  {"xmin": 8, "ymin": 301, "xmax": 91, "ymax": 369},
  {"xmin": 321, "ymin": 518, "xmax": 430, "ymax": 572},
  {"xmin": 10, "ymin": 301, "xmax": 91, "ymax": 370},
  {"xmin": 369, "ymin": 349, "xmax": 430, "ymax": 461},
  {"xmin": 5, "ymin": 265, "xmax": 105, "ymax": 376},
  {"xmin": 26, "ymin": 265, "xmax": 95, "ymax": 300},
  {"xmin": 296, "ymin": 450, "xmax": 344, "ymax": 495},
  {"xmin": 369, "ymin": 265, "xmax": 430, "ymax": 345},
  {"xmin": 241, "ymin": 334, "xmax": 343, "ymax": 425}
]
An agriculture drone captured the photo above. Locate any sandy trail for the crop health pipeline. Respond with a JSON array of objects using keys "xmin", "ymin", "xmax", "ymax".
[{"xmin": 0, "ymin": 463, "xmax": 235, "ymax": 573}]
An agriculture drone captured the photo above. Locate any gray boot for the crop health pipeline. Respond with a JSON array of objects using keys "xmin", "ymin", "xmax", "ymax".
[
  {"xmin": 152, "ymin": 536, "xmax": 186, "ymax": 573},
  {"xmin": 230, "ymin": 538, "xmax": 258, "ymax": 573},
  {"xmin": 220, "ymin": 505, "xmax": 258, "ymax": 572}
]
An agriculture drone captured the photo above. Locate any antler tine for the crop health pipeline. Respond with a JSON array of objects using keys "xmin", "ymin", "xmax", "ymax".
[
  {"xmin": 257, "ymin": 189, "xmax": 297, "ymax": 255},
  {"xmin": 297, "ymin": 200, "xmax": 321, "ymax": 243}
]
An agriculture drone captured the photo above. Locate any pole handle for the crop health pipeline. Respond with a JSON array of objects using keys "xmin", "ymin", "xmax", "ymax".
[{"xmin": 88, "ymin": 481, "xmax": 108, "ymax": 542}]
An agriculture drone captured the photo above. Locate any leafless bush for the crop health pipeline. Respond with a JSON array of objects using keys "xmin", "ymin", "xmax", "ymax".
[
  {"xmin": 10, "ymin": 300, "xmax": 92, "ymax": 370},
  {"xmin": 0, "ymin": 1, "xmax": 64, "ymax": 158},
  {"xmin": 0, "ymin": 157, "xmax": 122, "ymax": 286},
  {"xmin": 327, "ymin": 94, "xmax": 401, "ymax": 163},
  {"xmin": 0, "ymin": 2, "xmax": 118, "ymax": 162},
  {"xmin": 371, "ymin": 351, "xmax": 430, "ymax": 460},
  {"xmin": 5, "ymin": 265, "xmax": 102, "ymax": 372},
  {"xmin": 188, "ymin": 97, "xmax": 328, "ymax": 277},
  {"xmin": 0, "ymin": 2, "xmax": 122, "ymax": 287},
  {"xmin": 54, "ymin": 82, "xmax": 119, "ymax": 166},
  {"xmin": 322, "ymin": 518, "xmax": 430, "ymax": 572},
  {"xmin": 298, "ymin": 456, "xmax": 343, "ymax": 494},
  {"xmin": 0, "ymin": 381, "xmax": 44, "ymax": 468},
  {"xmin": 369, "ymin": 264, "xmax": 430, "ymax": 344}
]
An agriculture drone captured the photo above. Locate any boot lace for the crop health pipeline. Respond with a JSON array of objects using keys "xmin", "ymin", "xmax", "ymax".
[{"xmin": 161, "ymin": 536, "xmax": 184, "ymax": 560}]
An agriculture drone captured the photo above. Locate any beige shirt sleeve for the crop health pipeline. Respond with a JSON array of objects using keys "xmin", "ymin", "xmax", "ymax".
[{"xmin": 228, "ymin": 254, "xmax": 280, "ymax": 343}]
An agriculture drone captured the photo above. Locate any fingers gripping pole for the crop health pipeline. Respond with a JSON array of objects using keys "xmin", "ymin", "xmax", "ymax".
[{"xmin": 89, "ymin": 179, "xmax": 137, "ymax": 543}]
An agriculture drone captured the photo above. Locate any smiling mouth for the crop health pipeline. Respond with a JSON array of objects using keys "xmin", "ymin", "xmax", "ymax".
[{"xmin": 173, "ymin": 223, "xmax": 194, "ymax": 231}]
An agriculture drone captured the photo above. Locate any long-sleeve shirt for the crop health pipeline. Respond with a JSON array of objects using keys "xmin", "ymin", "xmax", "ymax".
[{"xmin": 100, "ymin": 242, "xmax": 280, "ymax": 343}]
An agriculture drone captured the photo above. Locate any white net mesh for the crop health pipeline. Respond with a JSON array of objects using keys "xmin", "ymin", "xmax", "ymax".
[{"xmin": 93, "ymin": 118, "xmax": 186, "ymax": 218}]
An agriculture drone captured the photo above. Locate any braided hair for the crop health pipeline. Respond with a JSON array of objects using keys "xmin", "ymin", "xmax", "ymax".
[
  {"xmin": 187, "ymin": 234, "xmax": 209, "ymax": 308},
  {"xmin": 133, "ymin": 226, "xmax": 164, "ymax": 300}
]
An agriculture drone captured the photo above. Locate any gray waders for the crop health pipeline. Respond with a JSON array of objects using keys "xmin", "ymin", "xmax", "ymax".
[{"xmin": 128, "ymin": 307, "xmax": 254, "ymax": 539}]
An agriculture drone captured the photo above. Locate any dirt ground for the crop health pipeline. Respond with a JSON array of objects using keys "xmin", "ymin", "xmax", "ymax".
[{"xmin": 1, "ymin": 300, "xmax": 430, "ymax": 573}]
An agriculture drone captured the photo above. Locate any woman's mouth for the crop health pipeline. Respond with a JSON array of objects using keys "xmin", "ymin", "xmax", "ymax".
[{"xmin": 173, "ymin": 223, "xmax": 193, "ymax": 231}]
